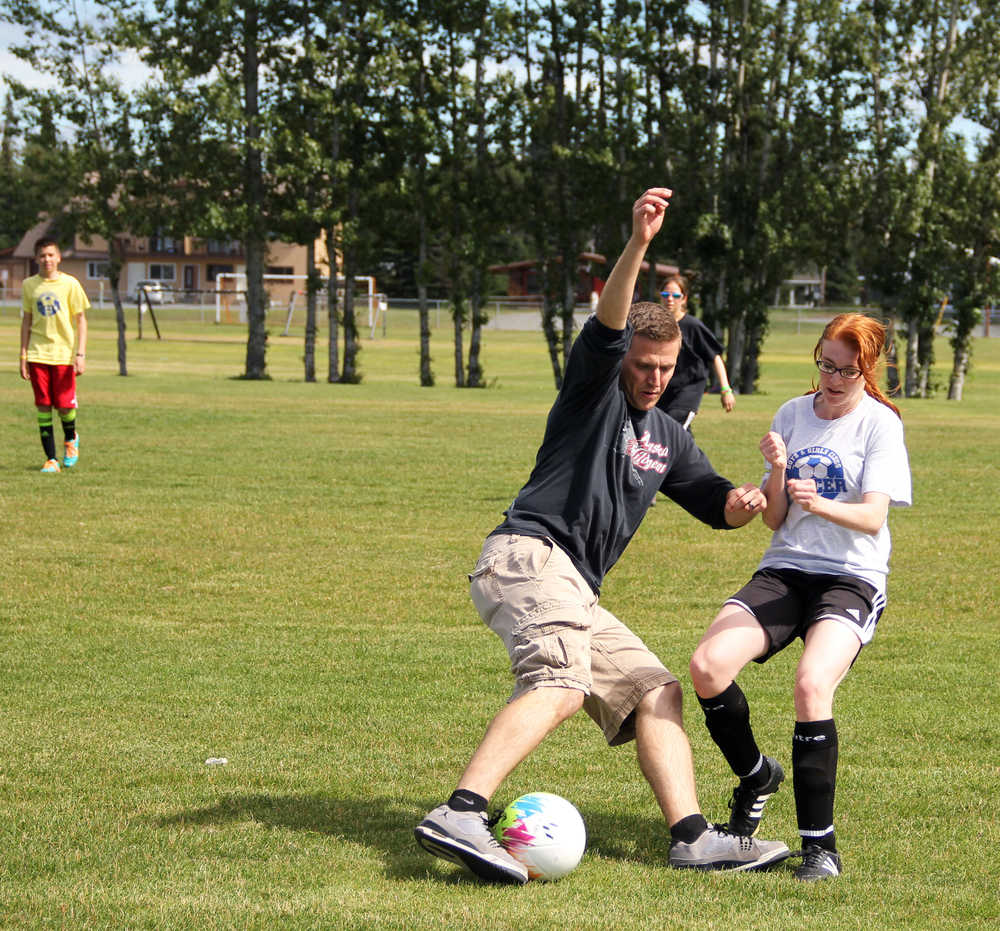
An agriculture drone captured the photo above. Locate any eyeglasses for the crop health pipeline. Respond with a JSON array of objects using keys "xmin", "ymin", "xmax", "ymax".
[
  {"xmin": 660, "ymin": 291, "xmax": 683, "ymax": 299},
  {"xmin": 815, "ymin": 358, "xmax": 862, "ymax": 379}
]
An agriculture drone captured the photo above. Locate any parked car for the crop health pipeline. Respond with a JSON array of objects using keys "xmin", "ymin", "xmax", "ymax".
[{"xmin": 131, "ymin": 280, "xmax": 174, "ymax": 304}]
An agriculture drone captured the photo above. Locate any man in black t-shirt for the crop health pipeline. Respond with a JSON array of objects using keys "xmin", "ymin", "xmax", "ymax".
[{"xmin": 414, "ymin": 189, "xmax": 790, "ymax": 884}]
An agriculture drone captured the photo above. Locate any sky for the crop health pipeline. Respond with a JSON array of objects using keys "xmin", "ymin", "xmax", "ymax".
[{"xmin": 1, "ymin": 27, "xmax": 151, "ymax": 95}]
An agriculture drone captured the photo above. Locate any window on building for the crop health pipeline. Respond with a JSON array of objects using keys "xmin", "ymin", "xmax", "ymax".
[
  {"xmin": 87, "ymin": 261, "xmax": 110, "ymax": 279},
  {"xmin": 150, "ymin": 234, "xmax": 178, "ymax": 254},
  {"xmin": 206, "ymin": 264, "xmax": 235, "ymax": 282},
  {"xmin": 205, "ymin": 240, "xmax": 242, "ymax": 256},
  {"xmin": 266, "ymin": 266, "xmax": 294, "ymax": 277},
  {"xmin": 149, "ymin": 264, "xmax": 176, "ymax": 281}
]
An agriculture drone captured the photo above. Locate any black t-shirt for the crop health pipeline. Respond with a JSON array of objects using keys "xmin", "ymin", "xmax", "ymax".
[
  {"xmin": 494, "ymin": 316, "xmax": 735, "ymax": 594},
  {"xmin": 658, "ymin": 313, "xmax": 724, "ymax": 410}
]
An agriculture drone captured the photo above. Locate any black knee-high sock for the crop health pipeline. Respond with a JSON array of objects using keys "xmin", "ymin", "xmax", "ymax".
[
  {"xmin": 37, "ymin": 410, "xmax": 56, "ymax": 460},
  {"xmin": 60, "ymin": 409, "xmax": 77, "ymax": 442},
  {"xmin": 698, "ymin": 682, "xmax": 765, "ymax": 783},
  {"xmin": 792, "ymin": 719, "xmax": 838, "ymax": 851}
]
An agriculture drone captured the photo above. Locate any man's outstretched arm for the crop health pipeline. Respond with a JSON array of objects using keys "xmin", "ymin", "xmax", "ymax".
[{"xmin": 596, "ymin": 187, "xmax": 673, "ymax": 331}]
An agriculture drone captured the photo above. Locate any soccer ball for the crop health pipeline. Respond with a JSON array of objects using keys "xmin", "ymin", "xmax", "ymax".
[{"xmin": 493, "ymin": 792, "xmax": 587, "ymax": 881}]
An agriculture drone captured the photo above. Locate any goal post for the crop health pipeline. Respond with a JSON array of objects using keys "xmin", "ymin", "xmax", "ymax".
[{"xmin": 214, "ymin": 273, "xmax": 378, "ymax": 329}]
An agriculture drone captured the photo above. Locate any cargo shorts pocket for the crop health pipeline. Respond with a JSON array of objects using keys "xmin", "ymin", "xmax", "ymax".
[
  {"xmin": 469, "ymin": 558, "xmax": 501, "ymax": 624},
  {"xmin": 505, "ymin": 536, "xmax": 555, "ymax": 581},
  {"xmin": 510, "ymin": 609, "xmax": 591, "ymax": 687},
  {"xmin": 469, "ymin": 536, "xmax": 557, "ymax": 624}
]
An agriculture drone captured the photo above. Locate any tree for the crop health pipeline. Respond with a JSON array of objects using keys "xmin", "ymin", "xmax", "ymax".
[
  {"xmin": 672, "ymin": 0, "xmax": 806, "ymax": 393},
  {"xmin": 394, "ymin": 0, "xmax": 442, "ymax": 386},
  {"xmin": 937, "ymin": 64, "xmax": 1000, "ymax": 399},
  {"xmin": 0, "ymin": 0, "xmax": 158, "ymax": 376},
  {"xmin": 521, "ymin": 0, "xmax": 614, "ymax": 388},
  {"xmin": 859, "ymin": 0, "xmax": 987, "ymax": 397},
  {"xmin": 0, "ymin": 91, "xmax": 53, "ymax": 250},
  {"xmin": 429, "ymin": 0, "xmax": 524, "ymax": 388},
  {"xmin": 941, "ymin": 2, "xmax": 1000, "ymax": 401},
  {"xmin": 269, "ymin": 0, "xmax": 332, "ymax": 383},
  {"xmin": 140, "ymin": 0, "xmax": 299, "ymax": 380},
  {"xmin": 325, "ymin": 0, "xmax": 401, "ymax": 384}
]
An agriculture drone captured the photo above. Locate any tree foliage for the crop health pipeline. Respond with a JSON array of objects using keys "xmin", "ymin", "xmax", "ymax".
[
  {"xmin": 0, "ymin": 0, "xmax": 155, "ymax": 375},
  {"xmin": 1, "ymin": 0, "xmax": 997, "ymax": 395}
]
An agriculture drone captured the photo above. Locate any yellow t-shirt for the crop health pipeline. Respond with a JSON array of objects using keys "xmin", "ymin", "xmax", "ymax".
[{"xmin": 22, "ymin": 273, "xmax": 90, "ymax": 365}]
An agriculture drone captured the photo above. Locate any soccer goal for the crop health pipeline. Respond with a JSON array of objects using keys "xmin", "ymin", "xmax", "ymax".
[
  {"xmin": 278, "ymin": 277, "xmax": 384, "ymax": 336},
  {"xmin": 214, "ymin": 273, "xmax": 379, "ymax": 330}
]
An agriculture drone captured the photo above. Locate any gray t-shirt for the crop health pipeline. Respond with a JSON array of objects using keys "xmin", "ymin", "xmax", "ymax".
[
  {"xmin": 759, "ymin": 393, "xmax": 912, "ymax": 594},
  {"xmin": 495, "ymin": 316, "xmax": 735, "ymax": 594}
]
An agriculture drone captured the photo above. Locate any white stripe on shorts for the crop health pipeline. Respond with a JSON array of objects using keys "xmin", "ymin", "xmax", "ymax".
[
  {"xmin": 820, "ymin": 587, "xmax": 885, "ymax": 646},
  {"xmin": 723, "ymin": 597, "xmax": 756, "ymax": 618}
]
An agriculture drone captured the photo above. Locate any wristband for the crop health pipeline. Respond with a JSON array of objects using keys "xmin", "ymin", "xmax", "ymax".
[{"xmin": 721, "ymin": 387, "xmax": 733, "ymax": 395}]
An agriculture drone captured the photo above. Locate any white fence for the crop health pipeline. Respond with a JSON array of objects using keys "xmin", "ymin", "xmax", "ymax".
[{"xmin": 4, "ymin": 285, "xmax": 999, "ymax": 338}]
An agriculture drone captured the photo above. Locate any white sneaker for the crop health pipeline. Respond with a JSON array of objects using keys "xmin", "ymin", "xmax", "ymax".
[
  {"xmin": 415, "ymin": 803, "xmax": 529, "ymax": 884},
  {"xmin": 669, "ymin": 826, "xmax": 791, "ymax": 872}
]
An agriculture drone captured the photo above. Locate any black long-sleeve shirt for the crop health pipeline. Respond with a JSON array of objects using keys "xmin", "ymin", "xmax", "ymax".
[{"xmin": 494, "ymin": 316, "xmax": 735, "ymax": 594}]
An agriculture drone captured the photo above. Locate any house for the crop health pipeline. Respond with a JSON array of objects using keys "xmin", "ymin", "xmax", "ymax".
[
  {"xmin": 489, "ymin": 252, "xmax": 608, "ymax": 303},
  {"xmin": 0, "ymin": 216, "xmax": 329, "ymax": 306},
  {"xmin": 489, "ymin": 252, "xmax": 682, "ymax": 304},
  {"xmin": 776, "ymin": 267, "xmax": 826, "ymax": 307}
]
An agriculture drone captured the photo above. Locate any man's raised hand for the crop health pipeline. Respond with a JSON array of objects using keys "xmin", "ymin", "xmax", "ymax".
[{"xmin": 632, "ymin": 188, "xmax": 673, "ymax": 245}]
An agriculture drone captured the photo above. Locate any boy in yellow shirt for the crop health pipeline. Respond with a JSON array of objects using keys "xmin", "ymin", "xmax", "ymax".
[{"xmin": 19, "ymin": 238, "xmax": 89, "ymax": 472}]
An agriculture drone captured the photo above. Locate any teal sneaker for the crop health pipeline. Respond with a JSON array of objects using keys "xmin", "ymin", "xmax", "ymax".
[
  {"xmin": 63, "ymin": 435, "xmax": 79, "ymax": 468},
  {"xmin": 41, "ymin": 458, "xmax": 61, "ymax": 473}
]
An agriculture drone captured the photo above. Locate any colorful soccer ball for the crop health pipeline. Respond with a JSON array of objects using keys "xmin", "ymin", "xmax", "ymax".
[{"xmin": 493, "ymin": 792, "xmax": 587, "ymax": 880}]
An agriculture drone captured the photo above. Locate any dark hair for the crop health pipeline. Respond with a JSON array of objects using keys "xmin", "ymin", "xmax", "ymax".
[
  {"xmin": 627, "ymin": 301, "xmax": 680, "ymax": 342},
  {"xmin": 34, "ymin": 237, "xmax": 60, "ymax": 255},
  {"xmin": 813, "ymin": 313, "xmax": 901, "ymax": 417}
]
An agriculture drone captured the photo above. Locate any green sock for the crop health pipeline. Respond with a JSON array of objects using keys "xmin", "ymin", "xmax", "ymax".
[
  {"xmin": 37, "ymin": 410, "xmax": 56, "ymax": 460},
  {"xmin": 60, "ymin": 409, "xmax": 77, "ymax": 442}
]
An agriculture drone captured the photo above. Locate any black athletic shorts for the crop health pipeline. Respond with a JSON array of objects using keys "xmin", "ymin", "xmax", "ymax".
[{"xmin": 725, "ymin": 567, "xmax": 885, "ymax": 662}]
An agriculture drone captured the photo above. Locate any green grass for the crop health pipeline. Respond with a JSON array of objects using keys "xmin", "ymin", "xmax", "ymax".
[{"xmin": 1, "ymin": 307, "xmax": 997, "ymax": 929}]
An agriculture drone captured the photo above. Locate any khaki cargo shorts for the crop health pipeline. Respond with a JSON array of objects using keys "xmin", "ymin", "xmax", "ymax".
[{"xmin": 469, "ymin": 533, "xmax": 676, "ymax": 746}]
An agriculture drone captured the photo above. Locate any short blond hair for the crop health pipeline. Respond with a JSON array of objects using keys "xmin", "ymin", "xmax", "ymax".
[{"xmin": 627, "ymin": 301, "xmax": 680, "ymax": 342}]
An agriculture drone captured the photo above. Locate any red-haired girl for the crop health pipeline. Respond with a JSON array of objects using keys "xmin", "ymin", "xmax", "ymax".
[{"xmin": 688, "ymin": 313, "xmax": 912, "ymax": 881}]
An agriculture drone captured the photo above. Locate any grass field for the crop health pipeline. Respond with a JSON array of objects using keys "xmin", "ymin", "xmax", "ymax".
[{"xmin": 1, "ymin": 306, "xmax": 997, "ymax": 929}]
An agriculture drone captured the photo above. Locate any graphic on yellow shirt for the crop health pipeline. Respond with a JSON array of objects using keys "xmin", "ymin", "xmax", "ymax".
[{"xmin": 22, "ymin": 273, "xmax": 90, "ymax": 365}]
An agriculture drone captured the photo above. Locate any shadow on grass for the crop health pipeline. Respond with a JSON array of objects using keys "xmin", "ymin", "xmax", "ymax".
[{"xmin": 154, "ymin": 793, "xmax": 678, "ymax": 883}]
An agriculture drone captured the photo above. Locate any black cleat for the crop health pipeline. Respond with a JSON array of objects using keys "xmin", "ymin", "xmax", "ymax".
[
  {"xmin": 726, "ymin": 756, "xmax": 785, "ymax": 836},
  {"xmin": 794, "ymin": 845, "xmax": 842, "ymax": 881}
]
